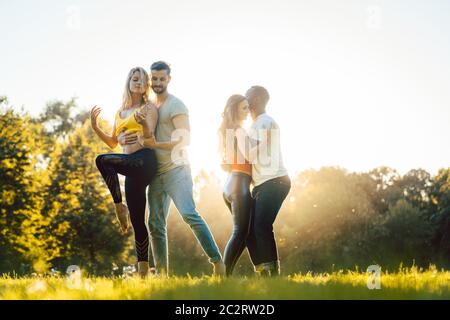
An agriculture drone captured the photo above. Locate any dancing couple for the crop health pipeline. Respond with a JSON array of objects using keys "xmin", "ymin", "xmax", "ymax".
[
  {"xmin": 90, "ymin": 62, "xmax": 290, "ymax": 277},
  {"xmin": 220, "ymin": 87, "xmax": 291, "ymax": 276}
]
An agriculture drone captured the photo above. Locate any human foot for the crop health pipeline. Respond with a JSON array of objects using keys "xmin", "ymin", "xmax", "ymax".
[
  {"xmin": 149, "ymin": 267, "xmax": 157, "ymax": 276},
  {"xmin": 114, "ymin": 203, "xmax": 129, "ymax": 233},
  {"xmin": 255, "ymin": 261, "xmax": 280, "ymax": 277},
  {"xmin": 137, "ymin": 261, "xmax": 149, "ymax": 278},
  {"xmin": 213, "ymin": 260, "xmax": 226, "ymax": 276}
]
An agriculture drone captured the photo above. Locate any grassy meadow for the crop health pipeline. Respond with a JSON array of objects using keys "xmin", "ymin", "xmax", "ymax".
[{"xmin": 1, "ymin": 266, "xmax": 449, "ymax": 300}]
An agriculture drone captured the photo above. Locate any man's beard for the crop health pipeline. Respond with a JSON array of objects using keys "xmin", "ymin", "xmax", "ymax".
[{"xmin": 152, "ymin": 86, "xmax": 166, "ymax": 94}]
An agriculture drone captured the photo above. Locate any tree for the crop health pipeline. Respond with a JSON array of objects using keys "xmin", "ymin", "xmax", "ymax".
[
  {"xmin": 429, "ymin": 168, "xmax": 450, "ymax": 264},
  {"xmin": 36, "ymin": 98, "xmax": 90, "ymax": 157},
  {"xmin": 379, "ymin": 199, "xmax": 434, "ymax": 266},
  {"xmin": 396, "ymin": 169, "xmax": 433, "ymax": 211},
  {"xmin": 43, "ymin": 119, "xmax": 132, "ymax": 274},
  {"xmin": 0, "ymin": 102, "xmax": 60, "ymax": 273},
  {"xmin": 282, "ymin": 167, "xmax": 381, "ymax": 272},
  {"xmin": 38, "ymin": 98, "xmax": 79, "ymax": 137}
]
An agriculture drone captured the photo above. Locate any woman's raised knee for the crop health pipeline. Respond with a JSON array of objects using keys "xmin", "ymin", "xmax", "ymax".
[{"xmin": 95, "ymin": 154, "xmax": 106, "ymax": 169}]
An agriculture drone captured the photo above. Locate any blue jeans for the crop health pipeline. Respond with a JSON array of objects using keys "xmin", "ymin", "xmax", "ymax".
[
  {"xmin": 246, "ymin": 175, "xmax": 291, "ymax": 273},
  {"xmin": 147, "ymin": 165, "xmax": 222, "ymax": 275}
]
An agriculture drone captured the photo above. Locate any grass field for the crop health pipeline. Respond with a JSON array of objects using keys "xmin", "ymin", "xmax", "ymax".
[{"xmin": 1, "ymin": 266, "xmax": 449, "ymax": 300}]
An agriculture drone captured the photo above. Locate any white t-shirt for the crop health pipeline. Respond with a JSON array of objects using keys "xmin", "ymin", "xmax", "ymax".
[{"xmin": 249, "ymin": 113, "xmax": 288, "ymax": 187}]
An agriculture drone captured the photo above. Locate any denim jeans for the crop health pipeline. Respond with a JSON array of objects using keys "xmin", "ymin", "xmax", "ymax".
[
  {"xmin": 147, "ymin": 165, "xmax": 222, "ymax": 275},
  {"xmin": 246, "ymin": 175, "xmax": 291, "ymax": 271}
]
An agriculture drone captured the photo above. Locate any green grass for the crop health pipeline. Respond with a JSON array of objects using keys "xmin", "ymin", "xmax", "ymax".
[{"xmin": 1, "ymin": 266, "xmax": 449, "ymax": 300}]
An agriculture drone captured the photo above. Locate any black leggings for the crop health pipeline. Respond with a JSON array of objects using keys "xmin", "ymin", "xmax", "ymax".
[
  {"xmin": 95, "ymin": 148, "xmax": 157, "ymax": 262},
  {"xmin": 222, "ymin": 172, "xmax": 252, "ymax": 276}
]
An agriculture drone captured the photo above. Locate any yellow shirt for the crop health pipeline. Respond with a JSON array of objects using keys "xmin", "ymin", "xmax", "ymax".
[{"xmin": 114, "ymin": 108, "xmax": 143, "ymax": 137}]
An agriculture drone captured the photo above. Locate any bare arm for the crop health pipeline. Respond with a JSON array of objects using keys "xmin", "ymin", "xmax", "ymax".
[
  {"xmin": 90, "ymin": 106, "xmax": 118, "ymax": 149},
  {"xmin": 134, "ymin": 103, "xmax": 158, "ymax": 138},
  {"xmin": 138, "ymin": 114, "xmax": 188, "ymax": 150}
]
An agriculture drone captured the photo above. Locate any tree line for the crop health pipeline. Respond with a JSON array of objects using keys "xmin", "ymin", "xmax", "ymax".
[{"xmin": 0, "ymin": 96, "xmax": 449, "ymax": 276}]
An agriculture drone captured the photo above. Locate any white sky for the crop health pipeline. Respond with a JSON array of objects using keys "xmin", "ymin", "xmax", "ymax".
[{"xmin": 1, "ymin": 0, "xmax": 450, "ymax": 180}]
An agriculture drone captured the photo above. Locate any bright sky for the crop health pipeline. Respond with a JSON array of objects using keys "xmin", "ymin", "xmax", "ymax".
[{"xmin": 1, "ymin": 0, "xmax": 450, "ymax": 180}]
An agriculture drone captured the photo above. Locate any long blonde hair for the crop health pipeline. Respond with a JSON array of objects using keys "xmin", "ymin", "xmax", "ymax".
[
  {"xmin": 218, "ymin": 94, "xmax": 247, "ymax": 168},
  {"xmin": 121, "ymin": 67, "xmax": 151, "ymax": 110}
]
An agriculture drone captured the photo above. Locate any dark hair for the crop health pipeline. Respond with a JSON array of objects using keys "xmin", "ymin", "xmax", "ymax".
[
  {"xmin": 249, "ymin": 85, "xmax": 270, "ymax": 104},
  {"xmin": 150, "ymin": 61, "xmax": 171, "ymax": 75}
]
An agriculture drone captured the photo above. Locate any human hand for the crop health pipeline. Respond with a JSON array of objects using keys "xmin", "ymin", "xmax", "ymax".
[
  {"xmin": 118, "ymin": 129, "xmax": 138, "ymax": 146},
  {"xmin": 134, "ymin": 108, "xmax": 147, "ymax": 126},
  {"xmin": 90, "ymin": 105, "xmax": 101, "ymax": 130},
  {"xmin": 137, "ymin": 133, "xmax": 156, "ymax": 148}
]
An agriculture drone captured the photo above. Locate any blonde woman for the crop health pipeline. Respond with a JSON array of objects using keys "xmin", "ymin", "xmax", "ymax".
[
  {"xmin": 90, "ymin": 67, "xmax": 158, "ymax": 277},
  {"xmin": 219, "ymin": 94, "xmax": 253, "ymax": 276}
]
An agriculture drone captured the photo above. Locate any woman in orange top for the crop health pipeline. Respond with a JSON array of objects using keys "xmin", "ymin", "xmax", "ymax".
[
  {"xmin": 90, "ymin": 67, "xmax": 158, "ymax": 277},
  {"xmin": 219, "ymin": 94, "xmax": 253, "ymax": 276}
]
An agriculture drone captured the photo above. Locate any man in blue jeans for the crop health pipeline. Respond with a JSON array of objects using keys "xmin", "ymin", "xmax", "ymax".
[{"xmin": 118, "ymin": 61, "xmax": 225, "ymax": 276}]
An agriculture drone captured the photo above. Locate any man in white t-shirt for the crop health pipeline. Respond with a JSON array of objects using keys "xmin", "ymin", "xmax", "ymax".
[{"xmin": 245, "ymin": 86, "xmax": 291, "ymax": 276}]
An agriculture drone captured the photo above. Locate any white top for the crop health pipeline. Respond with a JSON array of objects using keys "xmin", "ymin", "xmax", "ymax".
[{"xmin": 249, "ymin": 113, "xmax": 288, "ymax": 187}]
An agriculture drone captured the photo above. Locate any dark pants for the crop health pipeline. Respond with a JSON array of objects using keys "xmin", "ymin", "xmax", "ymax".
[
  {"xmin": 95, "ymin": 148, "xmax": 157, "ymax": 262},
  {"xmin": 222, "ymin": 172, "xmax": 252, "ymax": 276},
  {"xmin": 246, "ymin": 175, "xmax": 291, "ymax": 271}
]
